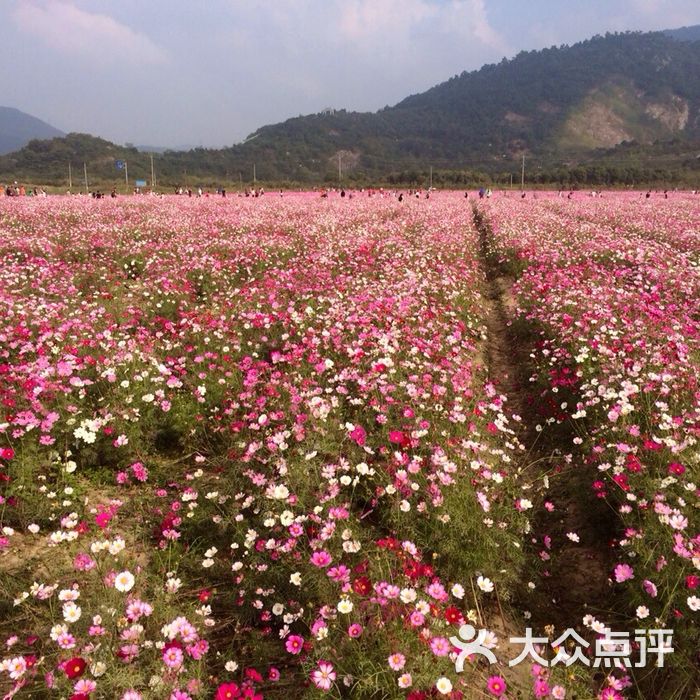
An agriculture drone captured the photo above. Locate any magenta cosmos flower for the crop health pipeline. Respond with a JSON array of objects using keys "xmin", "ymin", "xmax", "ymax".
[
  {"xmin": 487, "ymin": 676, "xmax": 507, "ymax": 696},
  {"xmin": 285, "ymin": 635, "xmax": 304, "ymax": 654},
  {"xmin": 214, "ymin": 682, "xmax": 240, "ymax": 699},
  {"xmin": 310, "ymin": 551, "xmax": 332, "ymax": 567}
]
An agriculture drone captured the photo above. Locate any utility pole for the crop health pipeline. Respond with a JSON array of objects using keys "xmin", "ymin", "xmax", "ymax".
[
  {"xmin": 521, "ymin": 154, "xmax": 525, "ymax": 191},
  {"xmin": 83, "ymin": 162, "xmax": 89, "ymax": 193},
  {"xmin": 338, "ymin": 153, "xmax": 342, "ymax": 184},
  {"xmin": 124, "ymin": 160, "xmax": 129, "ymax": 192},
  {"xmin": 68, "ymin": 162, "xmax": 72, "ymax": 191},
  {"xmin": 239, "ymin": 172, "xmax": 242, "ymax": 190},
  {"xmin": 429, "ymin": 165, "xmax": 433, "ymax": 189},
  {"xmin": 253, "ymin": 163, "xmax": 256, "ymax": 184},
  {"xmin": 510, "ymin": 173, "xmax": 513, "ymax": 189},
  {"xmin": 150, "ymin": 154, "xmax": 155, "ymax": 190}
]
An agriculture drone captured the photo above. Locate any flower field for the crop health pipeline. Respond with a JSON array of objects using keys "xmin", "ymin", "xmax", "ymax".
[
  {"xmin": 0, "ymin": 192, "xmax": 697, "ymax": 699},
  {"xmin": 483, "ymin": 193, "xmax": 700, "ymax": 698}
]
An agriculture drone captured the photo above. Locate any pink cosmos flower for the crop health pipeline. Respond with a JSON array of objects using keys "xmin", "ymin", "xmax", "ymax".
[
  {"xmin": 169, "ymin": 691, "xmax": 192, "ymax": 700},
  {"xmin": 613, "ymin": 564, "xmax": 634, "ymax": 583},
  {"xmin": 163, "ymin": 646, "xmax": 184, "ymax": 669},
  {"xmin": 598, "ymin": 689, "xmax": 623, "ymax": 700},
  {"xmin": 409, "ymin": 611, "xmax": 425, "ymax": 627},
  {"xmin": 348, "ymin": 623, "xmax": 363, "ymax": 638},
  {"xmin": 429, "ymin": 636, "xmax": 450, "ymax": 656},
  {"xmin": 130, "ymin": 461, "xmax": 149, "ymax": 482},
  {"xmin": 387, "ymin": 653, "xmax": 406, "ymax": 671},
  {"xmin": 311, "ymin": 660, "xmax": 336, "ymax": 691},
  {"xmin": 73, "ymin": 679, "xmax": 97, "ymax": 694}
]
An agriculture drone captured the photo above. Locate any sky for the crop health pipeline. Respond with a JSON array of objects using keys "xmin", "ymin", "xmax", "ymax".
[{"xmin": 2, "ymin": 0, "xmax": 700, "ymax": 148}]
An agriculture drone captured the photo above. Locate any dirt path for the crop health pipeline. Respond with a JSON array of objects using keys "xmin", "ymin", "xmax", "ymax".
[{"xmin": 472, "ymin": 205, "xmax": 618, "ymax": 641}]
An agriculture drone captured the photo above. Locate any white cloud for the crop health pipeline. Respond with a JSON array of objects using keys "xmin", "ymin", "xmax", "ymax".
[
  {"xmin": 338, "ymin": 0, "xmax": 506, "ymax": 53},
  {"xmin": 623, "ymin": 0, "xmax": 700, "ymax": 27},
  {"xmin": 13, "ymin": 1, "xmax": 167, "ymax": 65}
]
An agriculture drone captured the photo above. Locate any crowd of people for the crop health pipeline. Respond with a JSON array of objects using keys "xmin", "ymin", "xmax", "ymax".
[
  {"xmin": 1, "ymin": 182, "xmax": 48, "ymax": 197},
  {"xmin": 3, "ymin": 183, "xmax": 699, "ymax": 201}
]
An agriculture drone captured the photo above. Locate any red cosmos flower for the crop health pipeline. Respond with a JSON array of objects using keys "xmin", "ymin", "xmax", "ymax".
[
  {"xmin": 668, "ymin": 462, "xmax": 685, "ymax": 475},
  {"xmin": 403, "ymin": 560, "xmax": 422, "ymax": 580},
  {"xmin": 198, "ymin": 588, "xmax": 212, "ymax": 602},
  {"xmin": 215, "ymin": 682, "xmax": 241, "ymax": 699},
  {"xmin": 444, "ymin": 606, "xmax": 463, "ymax": 625},
  {"xmin": 0, "ymin": 447, "xmax": 14, "ymax": 460},
  {"xmin": 421, "ymin": 564, "xmax": 434, "ymax": 578},
  {"xmin": 63, "ymin": 657, "xmax": 87, "ymax": 679},
  {"xmin": 625, "ymin": 455, "xmax": 642, "ymax": 473},
  {"xmin": 244, "ymin": 667, "xmax": 263, "ymax": 683},
  {"xmin": 388, "ymin": 430, "xmax": 407, "ymax": 445},
  {"xmin": 612, "ymin": 473, "xmax": 630, "ymax": 491},
  {"xmin": 69, "ymin": 695, "xmax": 90, "ymax": 700},
  {"xmin": 686, "ymin": 575, "xmax": 699, "ymax": 590},
  {"xmin": 353, "ymin": 576, "xmax": 371, "ymax": 596}
]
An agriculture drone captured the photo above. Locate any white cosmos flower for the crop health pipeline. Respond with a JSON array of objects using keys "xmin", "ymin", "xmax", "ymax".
[
  {"xmin": 451, "ymin": 584, "xmax": 465, "ymax": 599},
  {"xmin": 337, "ymin": 598, "xmax": 353, "ymax": 614},
  {"xmin": 62, "ymin": 602, "xmax": 81, "ymax": 623},
  {"xmin": 436, "ymin": 677, "xmax": 453, "ymax": 695},
  {"xmin": 477, "ymin": 576, "xmax": 494, "ymax": 593},
  {"xmin": 115, "ymin": 571, "xmax": 135, "ymax": 592}
]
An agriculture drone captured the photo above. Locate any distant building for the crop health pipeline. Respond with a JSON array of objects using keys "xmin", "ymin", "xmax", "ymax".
[{"xmin": 320, "ymin": 107, "xmax": 336, "ymax": 116}]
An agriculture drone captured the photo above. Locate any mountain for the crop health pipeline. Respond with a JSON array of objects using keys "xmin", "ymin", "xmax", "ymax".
[
  {"xmin": 221, "ymin": 29, "xmax": 700, "ymax": 176},
  {"xmin": 664, "ymin": 25, "xmax": 700, "ymax": 42},
  {"xmin": 0, "ymin": 107, "xmax": 64, "ymax": 156},
  {"xmin": 4, "ymin": 29, "xmax": 700, "ymax": 186}
]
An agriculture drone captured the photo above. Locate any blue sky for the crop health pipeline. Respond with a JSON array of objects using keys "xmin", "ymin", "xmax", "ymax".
[{"xmin": 2, "ymin": 0, "xmax": 700, "ymax": 147}]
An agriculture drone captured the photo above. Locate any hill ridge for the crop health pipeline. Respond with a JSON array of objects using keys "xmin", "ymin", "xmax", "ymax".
[{"xmin": 4, "ymin": 28, "xmax": 700, "ymax": 186}]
